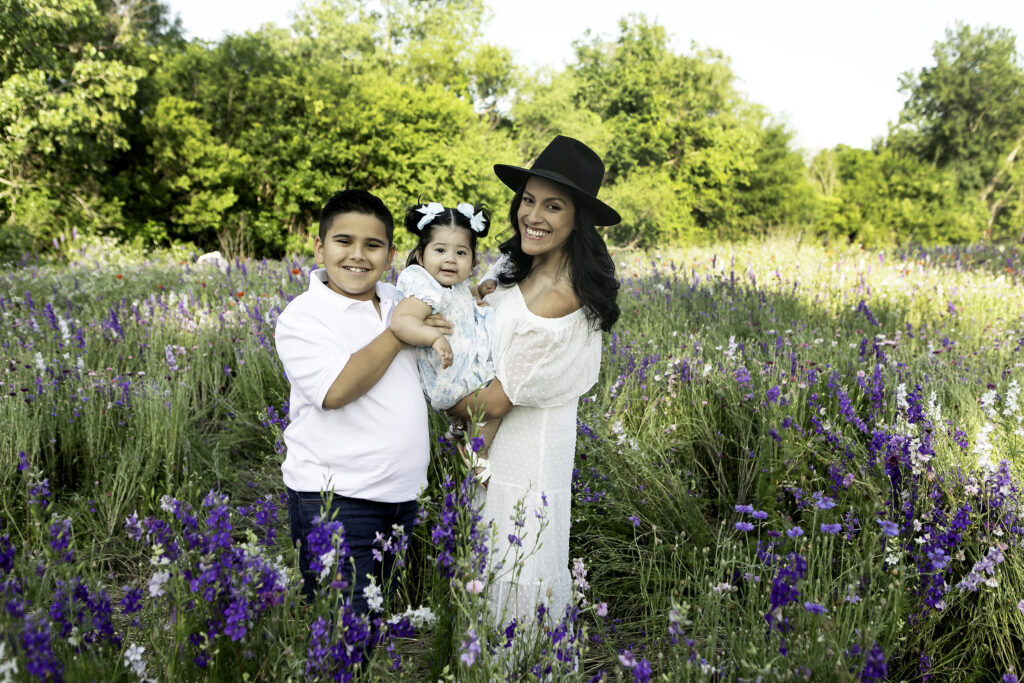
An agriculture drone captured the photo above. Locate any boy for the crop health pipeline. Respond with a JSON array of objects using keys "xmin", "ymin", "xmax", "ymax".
[{"xmin": 275, "ymin": 189, "xmax": 443, "ymax": 613}]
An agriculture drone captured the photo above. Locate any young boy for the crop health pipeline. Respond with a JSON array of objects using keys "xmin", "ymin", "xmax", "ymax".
[{"xmin": 275, "ymin": 189, "xmax": 443, "ymax": 613}]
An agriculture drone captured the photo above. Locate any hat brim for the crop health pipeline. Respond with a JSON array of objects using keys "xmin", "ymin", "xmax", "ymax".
[{"xmin": 493, "ymin": 164, "xmax": 621, "ymax": 226}]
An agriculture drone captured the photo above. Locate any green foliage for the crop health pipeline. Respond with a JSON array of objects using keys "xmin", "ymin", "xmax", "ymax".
[
  {"xmin": 10, "ymin": 3, "xmax": 1024, "ymax": 255},
  {"xmin": 809, "ymin": 145, "xmax": 987, "ymax": 246},
  {"xmin": 0, "ymin": 0, "xmax": 178, "ymax": 254},
  {"xmin": 140, "ymin": 96, "xmax": 249, "ymax": 245},
  {"xmin": 568, "ymin": 15, "xmax": 811, "ymax": 245},
  {"xmin": 892, "ymin": 23, "xmax": 1024, "ymax": 237}
]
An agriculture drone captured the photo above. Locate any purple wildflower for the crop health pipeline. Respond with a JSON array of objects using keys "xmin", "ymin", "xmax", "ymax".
[
  {"xmin": 803, "ymin": 601, "xmax": 827, "ymax": 614},
  {"xmin": 460, "ymin": 628, "xmax": 481, "ymax": 666},
  {"xmin": 860, "ymin": 642, "xmax": 888, "ymax": 681},
  {"xmin": 876, "ymin": 519, "xmax": 899, "ymax": 537}
]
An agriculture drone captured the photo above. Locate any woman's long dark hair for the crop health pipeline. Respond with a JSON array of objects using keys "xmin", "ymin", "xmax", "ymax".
[{"xmin": 496, "ymin": 186, "xmax": 620, "ymax": 332}]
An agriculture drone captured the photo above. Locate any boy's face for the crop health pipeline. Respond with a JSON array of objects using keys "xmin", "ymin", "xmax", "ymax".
[
  {"xmin": 314, "ymin": 212, "xmax": 395, "ymax": 301},
  {"xmin": 417, "ymin": 225, "xmax": 473, "ymax": 287}
]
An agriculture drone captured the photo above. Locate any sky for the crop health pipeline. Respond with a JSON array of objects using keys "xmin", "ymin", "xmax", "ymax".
[{"xmin": 162, "ymin": 0, "xmax": 1024, "ymax": 154}]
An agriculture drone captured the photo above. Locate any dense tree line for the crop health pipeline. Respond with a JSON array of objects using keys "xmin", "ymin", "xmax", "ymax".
[{"xmin": 2, "ymin": 0, "xmax": 1022, "ymax": 257}]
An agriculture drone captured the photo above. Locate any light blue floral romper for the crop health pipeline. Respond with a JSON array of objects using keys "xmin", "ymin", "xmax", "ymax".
[{"xmin": 395, "ymin": 265, "xmax": 495, "ymax": 410}]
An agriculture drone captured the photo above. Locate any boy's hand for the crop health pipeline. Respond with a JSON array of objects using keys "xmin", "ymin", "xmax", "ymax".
[
  {"xmin": 432, "ymin": 336, "xmax": 454, "ymax": 369},
  {"xmin": 423, "ymin": 313, "xmax": 454, "ymax": 335}
]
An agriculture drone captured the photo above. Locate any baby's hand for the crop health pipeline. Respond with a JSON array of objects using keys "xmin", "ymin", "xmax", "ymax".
[
  {"xmin": 433, "ymin": 336, "xmax": 453, "ymax": 369},
  {"xmin": 477, "ymin": 279, "xmax": 497, "ymax": 299}
]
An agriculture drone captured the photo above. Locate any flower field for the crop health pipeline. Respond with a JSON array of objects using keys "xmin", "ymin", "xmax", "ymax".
[{"xmin": 1, "ymin": 233, "xmax": 1023, "ymax": 681}]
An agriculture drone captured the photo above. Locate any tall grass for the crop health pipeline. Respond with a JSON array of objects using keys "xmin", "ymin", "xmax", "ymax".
[{"xmin": 0, "ymin": 233, "xmax": 1022, "ymax": 680}]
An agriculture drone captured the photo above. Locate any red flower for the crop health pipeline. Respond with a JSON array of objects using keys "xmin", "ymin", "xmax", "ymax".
[
  {"xmin": 236, "ymin": 291, "xmax": 244, "ymax": 298},
  {"xmin": 115, "ymin": 274, "xmax": 123, "ymax": 280},
  {"xmin": 291, "ymin": 268, "xmax": 301, "ymax": 275}
]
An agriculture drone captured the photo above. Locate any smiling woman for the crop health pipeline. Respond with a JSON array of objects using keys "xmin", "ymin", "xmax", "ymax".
[{"xmin": 448, "ymin": 135, "xmax": 622, "ymax": 625}]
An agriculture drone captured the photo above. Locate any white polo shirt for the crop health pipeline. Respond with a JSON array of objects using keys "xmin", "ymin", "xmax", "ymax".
[{"xmin": 275, "ymin": 269, "xmax": 429, "ymax": 502}]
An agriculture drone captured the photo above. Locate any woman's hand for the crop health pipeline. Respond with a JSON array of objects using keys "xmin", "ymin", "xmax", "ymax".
[
  {"xmin": 476, "ymin": 279, "xmax": 497, "ymax": 300},
  {"xmin": 432, "ymin": 336, "xmax": 454, "ymax": 369}
]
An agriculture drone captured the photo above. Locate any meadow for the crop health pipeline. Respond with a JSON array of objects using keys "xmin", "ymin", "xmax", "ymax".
[{"xmin": 1, "ymin": 232, "xmax": 1023, "ymax": 681}]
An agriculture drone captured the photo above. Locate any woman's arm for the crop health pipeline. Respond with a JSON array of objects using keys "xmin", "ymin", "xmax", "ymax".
[{"xmin": 448, "ymin": 379, "xmax": 513, "ymax": 420}]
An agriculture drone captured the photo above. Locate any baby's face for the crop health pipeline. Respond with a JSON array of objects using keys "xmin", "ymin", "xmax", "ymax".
[{"xmin": 419, "ymin": 225, "xmax": 473, "ymax": 287}]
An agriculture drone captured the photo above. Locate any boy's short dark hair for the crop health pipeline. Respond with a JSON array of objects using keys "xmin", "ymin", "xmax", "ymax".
[{"xmin": 318, "ymin": 190, "xmax": 395, "ymax": 244}]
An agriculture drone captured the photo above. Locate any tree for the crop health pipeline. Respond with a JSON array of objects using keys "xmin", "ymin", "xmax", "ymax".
[
  {"xmin": 809, "ymin": 145, "xmax": 986, "ymax": 246},
  {"xmin": 566, "ymin": 14, "xmax": 810, "ymax": 243},
  {"xmin": 892, "ymin": 24, "xmax": 1024, "ymax": 238},
  {"xmin": 0, "ymin": 0, "xmax": 181, "ymax": 253},
  {"xmin": 145, "ymin": 3, "xmax": 518, "ymax": 255}
]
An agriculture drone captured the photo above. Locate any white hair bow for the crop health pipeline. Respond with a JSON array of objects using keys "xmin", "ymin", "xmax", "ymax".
[
  {"xmin": 416, "ymin": 202, "xmax": 445, "ymax": 230},
  {"xmin": 457, "ymin": 203, "xmax": 487, "ymax": 233}
]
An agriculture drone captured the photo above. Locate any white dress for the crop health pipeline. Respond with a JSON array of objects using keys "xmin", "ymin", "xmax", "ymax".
[
  {"xmin": 395, "ymin": 265, "xmax": 495, "ymax": 410},
  {"xmin": 480, "ymin": 277, "xmax": 602, "ymax": 625}
]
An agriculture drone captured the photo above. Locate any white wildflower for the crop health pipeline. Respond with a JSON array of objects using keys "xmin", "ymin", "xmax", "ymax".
[
  {"xmin": 895, "ymin": 383, "xmax": 908, "ymax": 412},
  {"xmin": 0, "ymin": 641, "xmax": 19, "ymax": 683},
  {"xmin": 317, "ymin": 548, "xmax": 336, "ymax": 582},
  {"xmin": 980, "ymin": 389, "xmax": 999, "ymax": 419},
  {"xmin": 394, "ymin": 605, "xmax": 437, "ymax": 629},
  {"xmin": 927, "ymin": 391, "xmax": 942, "ymax": 424},
  {"xmin": 973, "ymin": 422, "xmax": 996, "ymax": 471},
  {"xmin": 363, "ymin": 576, "xmax": 384, "ymax": 613},
  {"xmin": 148, "ymin": 570, "xmax": 170, "ymax": 598},
  {"xmin": 1003, "ymin": 380, "xmax": 1020, "ymax": 417},
  {"xmin": 123, "ymin": 642, "xmax": 147, "ymax": 678},
  {"xmin": 724, "ymin": 335, "xmax": 738, "ymax": 362},
  {"xmin": 34, "ymin": 352, "xmax": 45, "ymax": 372}
]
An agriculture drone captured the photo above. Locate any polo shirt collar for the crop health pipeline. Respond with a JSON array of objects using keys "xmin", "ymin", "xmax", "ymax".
[{"xmin": 307, "ymin": 268, "xmax": 394, "ymax": 309}]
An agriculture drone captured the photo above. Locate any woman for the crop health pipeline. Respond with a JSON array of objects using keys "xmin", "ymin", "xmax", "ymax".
[{"xmin": 449, "ymin": 135, "xmax": 620, "ymax": 623}]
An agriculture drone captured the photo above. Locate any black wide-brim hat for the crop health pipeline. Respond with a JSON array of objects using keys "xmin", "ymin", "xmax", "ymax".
[{"xmin": 494, "ymin": 135, "xmax": 621, "ymax": 226}]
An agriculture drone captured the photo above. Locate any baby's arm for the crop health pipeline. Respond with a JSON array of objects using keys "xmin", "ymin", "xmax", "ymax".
[{"xmin": 391, "ymin": 297, "xmax": 453, "ymax": 368}]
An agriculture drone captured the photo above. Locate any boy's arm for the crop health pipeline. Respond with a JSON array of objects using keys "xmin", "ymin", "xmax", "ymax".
[
  {"xmin": 390, "ymin": 297, "xmax": 446, "ymax": 347},
  {"xmin": 321, "ymin": 328, "xmax": 405, "ymax": 410}
]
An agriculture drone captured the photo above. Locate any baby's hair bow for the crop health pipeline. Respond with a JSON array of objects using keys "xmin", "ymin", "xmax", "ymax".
[
  {"xmin": 416, "ymin": 202, "xmax": 445, "ymax": 231},
  {"xmin": 457, "ymin": 203, "xmax": 487, "ymax": 234}
]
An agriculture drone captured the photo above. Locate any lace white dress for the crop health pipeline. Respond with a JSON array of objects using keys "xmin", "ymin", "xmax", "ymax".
[{"xmin": 480, "ymin": 269, "xmax": 602, "ymax": 625}]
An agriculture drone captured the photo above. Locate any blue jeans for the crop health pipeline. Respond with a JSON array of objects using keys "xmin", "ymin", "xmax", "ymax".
[{"xmin": 287, "ymin": 488, "xmax": 417, "ymax": 615}]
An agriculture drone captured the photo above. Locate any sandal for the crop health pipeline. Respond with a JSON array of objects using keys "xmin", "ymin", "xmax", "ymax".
[
  {"xmin": 456, "ymin": 442, "xmax": 491, "ymax": 487},
  {"xmin": 444, "ymin": 416, "xmax": 467, "ymax": 442}
]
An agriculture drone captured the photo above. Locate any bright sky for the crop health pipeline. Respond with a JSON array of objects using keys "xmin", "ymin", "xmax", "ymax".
[{"xmin": 163, "ymin": 0, "xmax": 1024, "ymax": 154}]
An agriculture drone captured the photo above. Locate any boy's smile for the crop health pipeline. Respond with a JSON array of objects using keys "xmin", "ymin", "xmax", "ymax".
[{"xmin": 314, "ymin": 212, "xmax": 395, "ymax": 301}]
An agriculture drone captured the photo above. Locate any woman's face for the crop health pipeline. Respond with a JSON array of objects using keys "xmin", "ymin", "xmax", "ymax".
[{"xmin": 516, "ymin": 176, "xmax": 576, "ymax": 257}]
